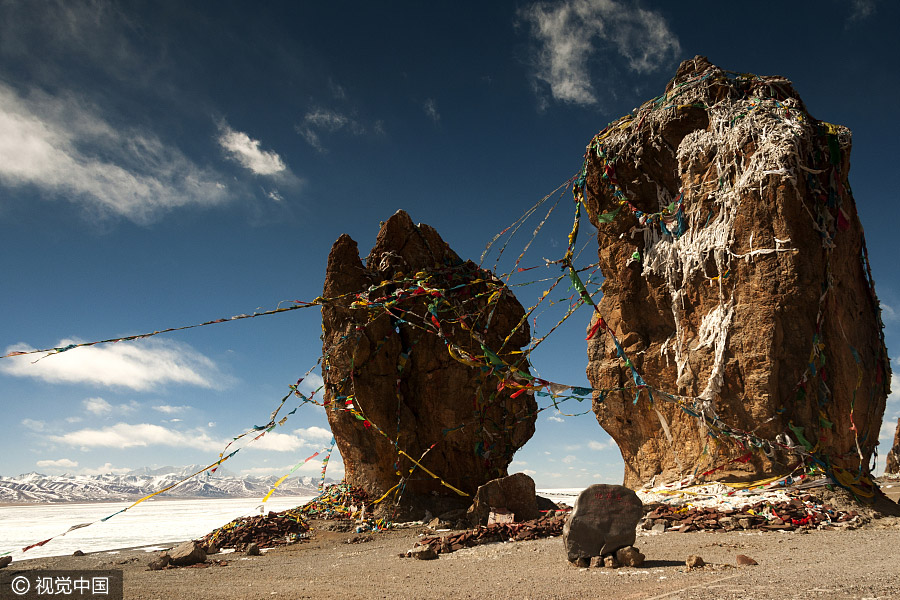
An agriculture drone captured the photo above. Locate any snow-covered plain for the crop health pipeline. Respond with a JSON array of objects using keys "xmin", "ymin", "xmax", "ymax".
[
  {"xmin": 2, "ymin": 488, "xmax": 585, "ymax": 561},
  {"xmin": 1, "ymin": 495, "xmax": 315, "ymax": 560}
]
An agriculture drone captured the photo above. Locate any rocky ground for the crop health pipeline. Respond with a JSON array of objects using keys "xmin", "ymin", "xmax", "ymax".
[{"xmin": 5, "ymin": 514, "xmax": 899, "ymax": 600}]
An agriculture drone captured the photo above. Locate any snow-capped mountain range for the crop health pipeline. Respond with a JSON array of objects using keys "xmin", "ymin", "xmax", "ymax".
[{"xmin": 0, "ymin": 466, "xmax": 335, "ymax": 503}]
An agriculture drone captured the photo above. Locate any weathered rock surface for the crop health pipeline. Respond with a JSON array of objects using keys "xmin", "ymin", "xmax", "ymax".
[
  {"xmin": 321, "ymin": 210, "xmax": 536, "ymax": 509},
  {"xmin": 467, "ymin": 472, "xmax": 541, "ymax": 525},
  {"xmin": 563, "ymin": 484, "xmax": 643, "ymax": 562},
  {"xmin": 885, "ymin": 419, "xmax": 900, "ymax": 474},
  {"xmin": 168, "ymin": 541, "xmax": 205, "ymax": 567},
  {"xmin": 579, "ymin": 56, "xmax": 890, "ymax": 487}
]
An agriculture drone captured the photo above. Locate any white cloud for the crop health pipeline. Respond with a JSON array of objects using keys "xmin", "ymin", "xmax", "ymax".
[
  {"xmin": 547, "ymin": 415, "xmax": 565, "ymax": 423},
  {"xmin": 296, "ymin": 108, "xmax": 368, "ymax": 153},
  {"xmin": 588, "ymin": 439, "xmax": 614, "ymax": 451},
  {"xmin": 519, "ymin": 0, "xmax": 681, "ymax": 106},
  {"xmin": 0, "ymin": 82, "xmax": 229, "ymax": 223},
  {"xmin": 423, "ymin": 99, "xmax": 440, "ymax": 123},
  {"xmin": 1, "ymin": 339, "xmax": 225, "ymax": 391},
  {"xmin": 83, "ymin": 397, "xmax": 138, "ymax": 416},
  {"xmin": 244, "ymin": 427, "xmax": 333, "ymax": 452},
  {"xmin": 247, "ymin": 431, "xmax": 305, "ymax": 452},
  {"xmin": 36, "ymin": 458, "xmax": 78, "ymax": 469},
  {"xmin": 49, "ymin": 423, "xmax": 221, "ymax": 450},
  {"xmin": 296, "ymin": 373, "xmax": 325, "ymax": 396},
  {"xmin": 22, "ymin": 419, "xmax": 46, "ymax": 432},
  {"xmin": 881, "ymin": 302, "xmax": 897, "ymax": 323},
  {"xmin": 153, "ymin": 405, "xmax": 189, "ymax": 414},
  {"xmin": 218, "ymin": 124, "xmax": 287, "ymax": 176},
  {"xmin": 561, "ymin": 455, "xmax": 577, "ymax": 464},
  {"xmin": 521, "ymin": 469, "xmax": 537, "ymax": 476},
  {"xmin": 80, "ymin": 463, "xmax": 132, "ymax": 476},
  {"xmin": 295, "ymin": 426, "xmax": 333, "ymax": 441}
]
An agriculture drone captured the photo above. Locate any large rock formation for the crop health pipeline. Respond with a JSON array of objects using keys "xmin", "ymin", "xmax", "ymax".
[
  {"xmin": 578, "ymin": 56, "xmax": 891, "ymax": 488},
  {"xmin": 321, "ymin": 210, "xmax": 537, "ymax": 511},
  {"xmin": 885, "ymin": 419, "xmax": 900, "ymax": 475}
]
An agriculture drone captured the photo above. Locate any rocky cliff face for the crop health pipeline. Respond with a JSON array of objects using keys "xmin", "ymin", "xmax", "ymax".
[
  {"xmin": 578, "ymin": 56, "xmax": 890, "ymax": 488},
  {"xmin": 885, "ymin": 419, "xmax": 900, "ymax": 475},
  {"xmin": 320, "ymin": 211, "xmax": 536, "ymax": 510}
]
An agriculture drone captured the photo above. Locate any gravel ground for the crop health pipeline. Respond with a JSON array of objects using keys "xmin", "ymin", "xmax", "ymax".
[{"xmin": 5, "ymin": 516, "xmax": 899, "ymax": 600}]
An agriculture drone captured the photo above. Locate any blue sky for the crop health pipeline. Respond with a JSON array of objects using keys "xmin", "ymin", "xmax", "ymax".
[{"xmin": 1, "ymin": 0, "xmax": 898, "ymax": 489}]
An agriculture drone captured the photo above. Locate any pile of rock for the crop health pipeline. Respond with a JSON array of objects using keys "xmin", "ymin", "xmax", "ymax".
[
  {"xmin": 202, "ymin": 510, "xmax": 310, "ymax": 552},
  {"xmin": 641, "ymin": 496, "xmax": 861, "ymax": 532},
  {"xmin": 412, "ymin": 513, "xmax": 567, "ymax": 556}
]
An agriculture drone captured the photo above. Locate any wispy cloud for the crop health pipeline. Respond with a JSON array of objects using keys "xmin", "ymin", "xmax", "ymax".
[
  {"xmin": 217, "ymin": 124, "xmax": 287, "ymax": 176},
  {"xmin": 881, "ymin": 301, "xmax": 897, "ymax": 323},
  {"xmin": 153, "ymin": 404, "xmax": 190, "ymax": 415},
  {"xmin": 518, "ymin": 0, "xmax": 681, "ymax": 106},
  {"xmin": 848, "ymin": 0, "xmax": 877, "ymax": 22},
  {"xmin": 296, "ymin": 108, "xmax": 369, "ymax": 153},
  {"xmin": 36, "ymin": 458, "xmax": 78, "ymax": 469},
  {"xmin": 83, "ymin": 397, "xmax": 139, "ymax": 416},
  {"xmin": 423, "ymin": 98, "xmax": 440, "ymax": 123},
  {"xmin": 547, "ymin": 415, "xmax": 565, "ymax": 423},
  {"xmin": 22, "ymin": 419, "xmax": 47, "ymax": 432},
  {"xmin": 0, "ymin": 82, "xmax": 229, "ymax": 223},
  {"xmin": 49, "ymin": 423, "xmax": 222, "ymax": 450},
  {"xmin": 1, "ymin": 339, "xmax": 226, "ymax": 391}
]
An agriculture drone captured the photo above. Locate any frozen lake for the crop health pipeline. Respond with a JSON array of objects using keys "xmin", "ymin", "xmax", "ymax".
[
  {"xmin": 0, "ymin": 495, "xmax": 315, "ymax": 561},
  {"xmin": 1, "ymin": 488, "xmax": 582, "ymax": 561}
]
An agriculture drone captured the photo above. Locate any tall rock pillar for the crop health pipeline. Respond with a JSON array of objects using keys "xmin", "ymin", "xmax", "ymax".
[
  {"xmin": 579, "ymin": 56, "xmax": 890, "ymax": 488},
  {"xmin": 320, "ymin": 210, "xmax": 537, "ymax": 510}
]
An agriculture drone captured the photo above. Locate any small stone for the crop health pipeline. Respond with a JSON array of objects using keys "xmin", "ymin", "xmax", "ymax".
[
  {"xmin": 72, "ymin": 550, "xmax": 85, "ymax": 557},
  {"xmin": 0, "ymin": 556, "xmax": 12, "ymax": 569},
  {"xmin": 246, "ymin": 543, "xmax": 261, "ymax": 556},
  {"xmin": 147, "ymin": 553, "xmax": 170, "ymax": 571},
  {"xmin": 603, "ymin": 555, "xmax": 619, "ymax": 568},
  {"xmin": 686, "ymin": 554, "xmax": 705, "ymax": 569},
  {"xmin": 410, "ymin": 545, "xmax": 438, "ymax": 560},
  {"xmin": 736, "ymin": 554, "xmax": 758, "ymax": 566},
  {"xmin": 589, "ymin": 556, "xmax": 604, "ymax": 568},
  {"xmin": 574, "ymin": 557, "xmax": 590, "ymax": 568},
  {"xmin": 205, "ymin": 544, "xmax": 219, "ymax": 555},
  {"xmin": 616, "ymin": 546, "xmax": 645, "ymax": 567},
  {"xmin": 738, "ymin": 518, "xmax": 752, "ymax": 529},
  {"xmin": 651, "ymin": 522, "xmax": 667, "ymax": 533},
  {"xmin": 487, "ymin": 508, "xmax": 515, "ymax": 525}
]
